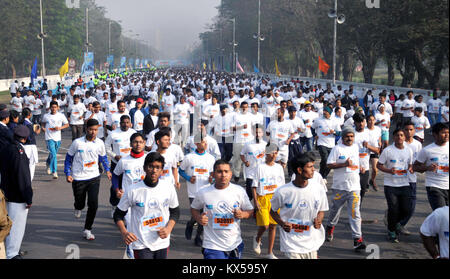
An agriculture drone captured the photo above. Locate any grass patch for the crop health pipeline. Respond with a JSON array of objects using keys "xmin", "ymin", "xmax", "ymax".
[{"xmin": 0, "ymin": 91, "xmax": 10, "ymax": 104}]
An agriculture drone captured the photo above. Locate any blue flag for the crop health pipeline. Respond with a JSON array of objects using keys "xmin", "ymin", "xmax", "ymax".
[
  {"xmin": 253, "ymin": 64, "xmax": 259, "ymax": 73},
  {"xmin": 31, "ymin": 58, "xmax": 38, "ymax": 84}
]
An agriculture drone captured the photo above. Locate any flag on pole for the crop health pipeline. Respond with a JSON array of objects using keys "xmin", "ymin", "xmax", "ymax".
[
  {"xmin": 31, "ymin": 58, "xmax": 38, "ymax": 84},
  {"xmin": 318, "ymin": 56, "xmax": 330, "ymax": 74},
  {"xmin": 275, "ymin": 59, "xmax": 281, "ymax": 77},
  {"xmin": 59, "ymin": 57, "xmax": 69, "ymax": 79},
  {"xmin": 253, "ymin": 64, "xmax": 259, "ymax": 73},
  {"xmin": 236, "ymin": 59, "xmax": 245, "ymax": 73}
]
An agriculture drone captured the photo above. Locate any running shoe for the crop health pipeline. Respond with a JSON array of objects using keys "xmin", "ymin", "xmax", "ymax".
[
  {"xmin": 53, "ymin": 172, "xmax": 58, "ymax": 179},
  {"xmin": 47, "ymin": 167, "xmax": 51, "ymax": 175},
  {"xmin": 83, "ymin": 229, "xmax": 95, "ymax": 241},
  {"xmin": 387, "ymin": 231, "xmax": 399, "ymax": 243},
  {"xmin": 353, "ymin": 237, "xmax": 367, "ymax": 252},
  {"xmin": 396, "ymin": 223, "xmax": 411, "ymax": 236},
  {"xmin": 253, "ymin": 236, "xmax": 262, "ymax": 255},
  {"xmin": 325, "ymin": 226, "xmax": 335, "ymax": 242},
  {"xmin": 265, "ymin": 253, "xmax": 278, "ymax": 259},
  {"xmin": 74, "ymin": 210, "xmax": 81, "ymax": 219}
]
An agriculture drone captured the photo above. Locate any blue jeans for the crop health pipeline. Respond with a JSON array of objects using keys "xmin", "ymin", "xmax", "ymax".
[
  {"xmin": 46, "ymin": 140, "xmax": 61, "ymax": 174},
  {"xmin": 428, "ymin": 113, "xmax": 439, "ymax": 126},
  {"xmin": 202, "ymin": 242, "xmax": 244, "ymax": 259},
  {"xmin": 300, "ymin": 137, "xmax": 313, "ymax": 152}
]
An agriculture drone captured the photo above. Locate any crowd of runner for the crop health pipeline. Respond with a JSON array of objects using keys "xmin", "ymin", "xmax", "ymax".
[{"xmin": 0, "ymin": 68, "xmax": 448, "ymax": 259}]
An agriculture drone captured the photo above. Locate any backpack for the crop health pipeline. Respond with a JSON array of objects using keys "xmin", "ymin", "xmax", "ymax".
[{"xmin": 0, "ymin": 189, "xmax": 13, "ymax": 242}]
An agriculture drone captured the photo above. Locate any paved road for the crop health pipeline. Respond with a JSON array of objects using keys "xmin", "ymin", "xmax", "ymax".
[{"xmin": 20, "ymin": 129, "xmax": 432, "ymax": 259}]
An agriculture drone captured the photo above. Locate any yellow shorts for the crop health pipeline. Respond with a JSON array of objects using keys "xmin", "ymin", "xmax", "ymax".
[{"xmin": 256, "ymin": 194, "xmax": 278, "ymax": 226}]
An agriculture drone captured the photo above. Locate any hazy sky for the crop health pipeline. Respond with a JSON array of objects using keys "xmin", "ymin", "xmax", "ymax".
[{"xmin": 94, "ymin": 0, "xmax": 220, "ymax": 59}]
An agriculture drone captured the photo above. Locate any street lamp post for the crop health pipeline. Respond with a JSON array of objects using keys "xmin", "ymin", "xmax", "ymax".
[
  {"xmin": 231, "ymin": 18, "xmax": 236, "ymax": 73},
  {"xmin": 86, "ymin": 7, "xmax": 89, "ymax": 52},
  {"xmin": 253, "ymin": 0, "xmax": 265, "ymax": 72},
  {"xmin": 39, "ymin": 0, "xmax": 47, "ymax": 77},
  {"xmin": 328, "ymin": 0, "xmax": 345, "ymax": 85}
]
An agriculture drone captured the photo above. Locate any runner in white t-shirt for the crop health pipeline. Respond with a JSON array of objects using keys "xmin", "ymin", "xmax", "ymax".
[
  {"xmin": 64, "ymin": 119, "xmax": 112, "ymax": 241},
  {"xmin": 377, "ymin": 128, "xmax": 414, "ymax": 243},
  {"xmin": 325, "ymin": 126, "xmax": 367, "ymax": 252},
  {"xmin": 420, "ymin": 206, "xmax": 449, "ymax": 259},
  {"xmin": 414, "ymin": 123, "xmax": 449, "ymax": 210},
  {"xmin": 270, "ymin": 152, "xmax": 329, "ymax": 259},
  {"xmin": 251, "ymin": 143, "xmax": 285, "ymax": 259},
  {"xmin": 179, "ymin": 133, "xmax": 215, "ymax": 246},
  {"xmin": 113, "ymin": 152, "xmax": 180, "ymax": 259},
  {"xmin": 191, "ymin": 160, "xmax": 254, "ymax": 259},
  {"xmin": 41, "ymin": 101, "xmax": 70, "ymax": 178}
]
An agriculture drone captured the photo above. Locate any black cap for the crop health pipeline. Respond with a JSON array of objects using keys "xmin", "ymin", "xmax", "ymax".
[
  {"xmin": 288, "ymin": 106, "xmax": 297, "ymax": 112},
  {"xmin": 14, "ymin": 125, "xmax": 30, "ymax": 138}
]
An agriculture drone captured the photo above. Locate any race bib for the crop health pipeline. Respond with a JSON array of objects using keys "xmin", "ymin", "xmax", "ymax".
[
  {"xmin": 194, "ymin": 166, "xmax": 209, "ymax": 177},
  {"xmin": 359, "ymin": 147, "xmax": 368, "ymax": 159},
  {"xmin": 141, "ymin": 214, "xmax": 164, "ymax": 232},
  {"xmin": 393, "ymin": 167, "xmax": 407, "ymax": 177},
  {"xmin": 288, "ymin": 219, "xmax": 311, "ymax": 236},
  {"xmin": 437, "ymin": 162, "xmax": 449, "ymax": 174},
  {"xmin": 346, "ymin": 165, "xmax": 359, "ymax": 173},
  {"xmin": 119, "ymin": 145, "xmax": 131, "ymax": 157},
  {"xmin": 83, "ymin": 160, "xmax": 97, "ymax": 171},
  {"xmin": 262, "ymin": 184, "xmax": 278, "ymax": 195},
  {"xmin": 213, "ymin": 213, "xmax": 235, "ymax": 230}
]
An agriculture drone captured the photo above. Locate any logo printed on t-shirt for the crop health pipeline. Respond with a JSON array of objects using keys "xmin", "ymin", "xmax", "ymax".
[{"xmin": 148, "ymin": 199, "xmax": 159, "ymax": 209}]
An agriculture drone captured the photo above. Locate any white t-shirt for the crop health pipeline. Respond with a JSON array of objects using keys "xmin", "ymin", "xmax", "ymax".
[
  {"xmin": 367, "ymin": 126, "xmax": 381, "ymax": 154},
  {"xmin": 428, "ymin": 98, "xmax": 443, "ymax": 114},
  {"xmin": 402, "ymin": 99, "xmax": 416, "ymax": 118},
  {"xmin": 441, "ymin": 106, "xmax": 449, "ymax": 122},
  {"xmin": 411, "ymin": 115, "xmax": 430, "ymax": 140},
  {"xmin": 42, "ymin": 112, "xmax": 69, "ymax": 141},
  {"xmin": 69, "ymin": 103, "xmax": 87, "ymax": 125},
  {"xmin": 416, "ymin": 142, "xmax": 449, "ymax": 190},
  {"xmin": 241, "ymin": 140, "xmax": 267, "ymax": 180},
  {"xmin": 33, "ymin": 98, "xmax": 43, "ymax": 115},
  {"xmin": 211, "ymin": 113, "xmax": 235, "ymax": 139},
  {"xmin": 375, "ymin": 112, "xmax": 390, "ymax": 132},
  {"xmin": 394, "ymin": 100, "xmax": 404, "ymax": 114},
  {"xmin": 405, "ymin": 139, "xmax": 422, "ymax": 183},
  {"xmin": 267, "ymin": 120, "xmax": 295, "ymax": 152},
  {"xmin": 191, "ymin": 184, "xmax": 253, "ymax": 251},
  {"xmin": 23, "ymin": 95, "xmax": 36, "ymax": 111},
  {"xmin": 179, "ymin": 152, "xmax": 216, "ymax": 198},
  {"xmin": 117, "ymin": 179, "xmax": 179, "ymax": 251},
  {"xmin": 233, "ymin": 113, "xmax": 255, "ymax": 144},
  {"xmin": 84, "ymin": 111, "xmax": 106, "ymax": 138},
  {"xmin": 162, "ymin": 94, "xmax": 177, "ymax": 112},
  {"xmin": 158, "ymin": 149, "xmax": 179, "ymax": 186},
  {"xmin": 173, "ymin": 103, "xmax": 190, "ymax": 125},
  {"xmin": 378, "ymin": 145, "xmax": 413, "ymax": 187},
  {"xmin": 113, "ymin": 154, "xmax": 147, "ymax": 193},
  {"xmin": 270, "ymin": 181, "xmax": 329, "ymax": 254},
  {"xmin": 252, "ymin": 163, "xmax": 285, "ymax": 196},
  {"xmin": 420, "ymin": 206, "xmax": 449, "ymax": 259},
  {"xmin": 288, "ymin": 117, "xmax": 306, "ymax": 140},
  {"xmin": 105, "ymin": 128, "xmax": 137, "ymax": 163},
  {"xmin": 186, "ymin": 135, "xmax": 222, "ymax": 160},
  {"xmin": 10, "ymin": 97, "xmax": 23, "ymax": 112},
  {"xmin": 312, "ymin": 117, "xmax": 342, "ymax": 148},
  {"xmin": 354, "ymin": 129, "xmax": 371, "ymax": 171},
  {"xmin": 67, "ymin": 137, "xmax": 106, "ymax": 181},
  {"xmin": 133, "ymin": 110, "xmax": 145, "ymax": 132},
  {"xmin": 298, "ymin": 111, "xmax": 318, "ymax": 138},
  {"xmin": 327, "ymin": 143, "xmax": 361, "ymax": 191}
]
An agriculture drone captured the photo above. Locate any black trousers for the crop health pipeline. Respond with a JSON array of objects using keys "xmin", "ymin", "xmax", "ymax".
[
  {"xmin": 133, "ymin": 248, "xmax": 168, "ymax": 259},
  {"xmin": 384, "ymin": 186, "xmax": 413, "ymax": 232},
  {"xmin": 72, "ymin": 176, "xmax": 101, "ymax": 230},
  {"xmin": 288, "ymin": 138, "xmax": 303, "ymax": 176},
  {"xmin": 318, "ymin": 146, "xmax": 332, "ymax": 179},
  {"xmin": 426, "ymin": 187, "xmax": 449, "ymax": 211},
  {"xmin": 360, "ymin": 171, "xmax": 370, "ymax": 206},
  {"xmin": 218, "ymin": 137, "xmax": 233, "ymax": 162},
  {"xmin": 187, "ymin": 198, "xmax": 203, "ymax": 237},
  {"xmin": 245, "ymin": 178, "xmax": 254, "ymax": 201}
]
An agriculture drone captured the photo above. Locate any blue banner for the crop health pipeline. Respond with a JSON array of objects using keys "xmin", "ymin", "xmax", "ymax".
[
  {"xmin": 106, "ymin": 55, "xmax": 114, "ymax": 69},
  {"xmin": 81, "ymin": 52, "xmax": 94, "ymax": 76},
  {"xmin": 120, "ymin": 57, "xmax": 127, "ymax": 69},
  {"xmin": 135, "ymin": 59, "xmax": 140, "ymax": 68},
  {"xmin": 31, "ymin": 58, "xmax": 38, "ymax": 84},
  {"xmin": 128, "ymin": 58, "xmax": 134, "ymax": 69}
]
